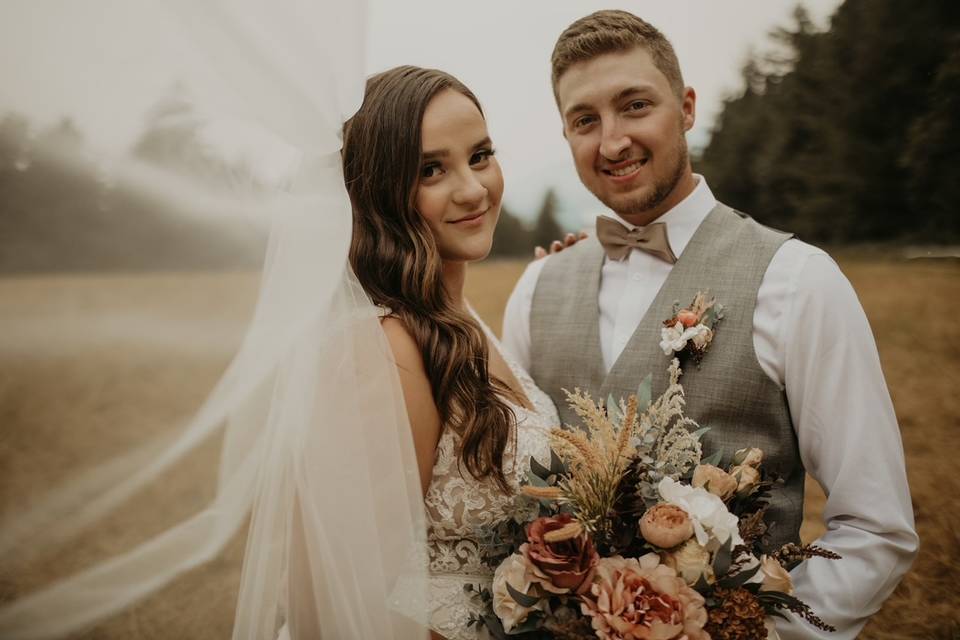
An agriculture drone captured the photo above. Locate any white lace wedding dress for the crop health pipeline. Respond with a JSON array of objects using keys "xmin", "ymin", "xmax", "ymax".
[{"xmin": 424, "ymin": 315, "xmax": 559, "ymax": 639}]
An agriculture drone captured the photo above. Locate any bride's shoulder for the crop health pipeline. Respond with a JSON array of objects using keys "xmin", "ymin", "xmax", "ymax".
[{"xmin": 379, "ymin": 315, "xmax": 422, "ymax": 372}]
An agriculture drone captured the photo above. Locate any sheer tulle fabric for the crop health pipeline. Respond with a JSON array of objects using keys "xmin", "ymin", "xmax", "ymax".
[{"xmin": 0, "ymin": 1, "xmax": 429, "ymax": 638}]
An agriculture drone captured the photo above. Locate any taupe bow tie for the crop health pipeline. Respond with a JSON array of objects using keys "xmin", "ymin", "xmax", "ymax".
[{"xmin": 595, "ymin": 216, "xmax": 677, "ymax": 263}]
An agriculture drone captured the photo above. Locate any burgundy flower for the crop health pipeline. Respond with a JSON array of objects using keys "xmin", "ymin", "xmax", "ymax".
[{"xmin": 522, "ymin": 513, "xmax": 598, "ymax": 594}]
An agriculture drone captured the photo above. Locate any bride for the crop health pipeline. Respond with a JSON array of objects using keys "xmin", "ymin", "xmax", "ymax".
[
  {"xmin": 0, "ymin": 4, "xmax": 563, "ymax": 638},
  {"xmin": 343, "ymin": 65, "xmax": 559, "ymax": 639}
]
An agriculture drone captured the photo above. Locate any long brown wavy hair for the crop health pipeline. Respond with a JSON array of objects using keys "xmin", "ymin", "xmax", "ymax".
[{"xmin": 343, "ymin": 66, "xmax": 516, "ymax": 492}]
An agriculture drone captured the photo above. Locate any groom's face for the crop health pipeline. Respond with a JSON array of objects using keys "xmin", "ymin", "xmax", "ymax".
[{"xmin": 556, "ymin": 46, "xmax": 696, "ymax": 223}]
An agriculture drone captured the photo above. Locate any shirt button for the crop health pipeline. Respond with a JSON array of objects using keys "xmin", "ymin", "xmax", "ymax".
[{"xmin": 631, "ymin": 273, "xmax": 643, "ymax": 281}]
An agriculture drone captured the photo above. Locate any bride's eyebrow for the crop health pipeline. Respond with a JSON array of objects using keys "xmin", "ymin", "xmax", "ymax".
[{"xmin": 422, "ymin": 136, "xmax": 493, "ymax": 160}]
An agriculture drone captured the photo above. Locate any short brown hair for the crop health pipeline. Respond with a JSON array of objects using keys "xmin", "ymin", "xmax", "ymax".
[{"xmin": 551, "ymin": 10, "xmax": 685, "ymax": 103}]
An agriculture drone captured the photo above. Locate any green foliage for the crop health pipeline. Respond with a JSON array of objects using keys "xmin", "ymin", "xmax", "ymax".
[{"xmin": 696, "ymin": 0, "xmax": 960, "ymax": 243}]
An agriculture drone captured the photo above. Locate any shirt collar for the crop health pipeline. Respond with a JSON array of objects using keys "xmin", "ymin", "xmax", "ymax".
[{"xmin": 600, "ymin": 174, "xmax": 716, "ymax": 259}]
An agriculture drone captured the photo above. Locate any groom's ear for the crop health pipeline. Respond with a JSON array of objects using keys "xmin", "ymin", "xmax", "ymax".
[{"xmin": 681, "ymin": 86, "xmax": 696, "ymax": 133}]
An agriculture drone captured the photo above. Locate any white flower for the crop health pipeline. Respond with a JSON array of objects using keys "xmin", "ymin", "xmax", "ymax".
[
  {"xmin": 492, "ymin": 553, "xmax": 546, "ymax": 632},
  {"xmin": 659, "ymin": 322, "xmax": 712, "ymax": 355},
  {"xmin": 657, "ymin": 477, "xmax": 743, "ymax": 552},
  {"xmin": 690, "ymin": 325, "xmax": 713, "ymax": 349}
]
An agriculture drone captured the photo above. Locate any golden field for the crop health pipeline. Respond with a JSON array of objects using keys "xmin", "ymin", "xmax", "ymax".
[{"xmin": 0, "ymin": 257, "xmax": 957, "ymax": 638}]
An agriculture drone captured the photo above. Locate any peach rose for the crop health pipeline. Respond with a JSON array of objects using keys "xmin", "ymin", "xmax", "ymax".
[
  {"xmin": 662, "ymin": 538, "xmax": 715, "ymax": 586},
  {"xmin": 731, "ymin": 464, "xmax": 761, "ymax": 494},
  {"xmin": 639, "ymin": 503, "xmax": 695, "ymax": 549},
  {"xmin": 676, "ymin": 309, "xmax": 700, "ymax": 328},
  {"xmin": 523, "ymin": 514, "xmax": 598, "ymax": 594},
  {"xmin": 760, "ymin": 555, "xmax": 794, "ymax": 595},
  {"xmin": 692, "ymin": 464, "xmax": 738, "ymax": 500},
  {"xmin": 580, "ymin": 554, "xmax": 709, "ymax": 640},
  {"xmin": 734, "ymin": 447, "xmax": 764, "ymax": 468}
]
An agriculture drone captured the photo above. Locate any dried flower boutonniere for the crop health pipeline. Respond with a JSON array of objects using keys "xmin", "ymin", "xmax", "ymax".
[{"xmin": 659, "ymin": 291, "xmax": 724, "ymax": 366}]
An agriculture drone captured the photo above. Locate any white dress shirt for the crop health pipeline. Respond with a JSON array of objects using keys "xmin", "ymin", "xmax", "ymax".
[{"xmin": 501, "ymin": 176, "xmax": 918, "ymax": 639}]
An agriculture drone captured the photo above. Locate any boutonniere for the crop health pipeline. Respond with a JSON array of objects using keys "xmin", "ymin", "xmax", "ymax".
[{"xmin": 659, "ymin": 291, "xmax": 725, "ymax": 366}]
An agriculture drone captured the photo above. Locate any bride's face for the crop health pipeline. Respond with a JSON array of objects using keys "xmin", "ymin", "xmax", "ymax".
[{"xmin": 415, "ymin": 89, "xmax": 503, "ymax": 263}]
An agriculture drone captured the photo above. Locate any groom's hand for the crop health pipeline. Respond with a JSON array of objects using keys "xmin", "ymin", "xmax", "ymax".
[{"xmin": 534, "ymin": 231, "xmax": 589, "ymax": 258}]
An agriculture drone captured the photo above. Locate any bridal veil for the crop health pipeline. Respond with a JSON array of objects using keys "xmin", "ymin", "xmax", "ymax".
[{"xmin": 0, "ymin": 1, "xmax": 429, "ymax": 637}]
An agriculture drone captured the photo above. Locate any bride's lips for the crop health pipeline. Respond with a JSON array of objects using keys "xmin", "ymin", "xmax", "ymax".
[
  {"xmin": 601, "ymin": 157, "xmax": 648, "ymax": 183},
  {"xmin": 447, "ymin": 208, "xmax": 488, "ymax": 228}
]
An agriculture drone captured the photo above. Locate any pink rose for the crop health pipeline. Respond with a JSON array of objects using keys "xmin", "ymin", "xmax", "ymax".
[
  {"xmin": 639, "ymin": 503, "xmax": 695, "ymax": 549},
  {"xmin": 523, "ymin": 514, "xmax": 598, "ymax": 594},
  {"xmin": 580, "ymin": 554, "xmax": 709, "ymax": 640}
]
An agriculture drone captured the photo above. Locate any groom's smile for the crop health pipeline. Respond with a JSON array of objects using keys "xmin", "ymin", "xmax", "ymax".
[{"xmin": 556, "ymin": 46, "xmax": 697, "ymax": 226}]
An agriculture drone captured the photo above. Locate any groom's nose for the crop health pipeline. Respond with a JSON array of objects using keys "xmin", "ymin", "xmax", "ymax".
[{"xmin": 599, "ymin": 120, "xmax": 631, "ymax": 161}]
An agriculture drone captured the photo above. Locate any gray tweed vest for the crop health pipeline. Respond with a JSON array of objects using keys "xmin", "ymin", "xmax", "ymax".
[{"xmin": 529, "ymin": 203, "xmax": 803, "ymax": 550}]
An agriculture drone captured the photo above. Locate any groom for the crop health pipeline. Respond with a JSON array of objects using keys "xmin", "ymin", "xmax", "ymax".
[{"xmin": 502, "ymin": 10, "xmax": 917, "ymax": 639}]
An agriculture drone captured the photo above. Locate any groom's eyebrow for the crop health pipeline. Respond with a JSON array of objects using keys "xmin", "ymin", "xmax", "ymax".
[{"xmin": 564, "ymin": 84, "xmax": 660, "ymax": 120}]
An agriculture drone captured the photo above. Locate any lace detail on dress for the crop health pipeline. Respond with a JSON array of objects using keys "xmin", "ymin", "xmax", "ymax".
[{"xmin": 424, "ymin": 310, "xmax": 559, "ymax": 639}]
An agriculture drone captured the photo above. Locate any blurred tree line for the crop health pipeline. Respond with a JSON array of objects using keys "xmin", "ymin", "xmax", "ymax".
[
  {"xmin": 0, "ymin": 92, "xmax": 267, "ymax": 273},
  {"xmin": 490, "ymin": 189, "xmax": 565, "ymax": 258},
  {"xmin": 696, "ymin": 0, "xmax": 960, "ymax": 243}
]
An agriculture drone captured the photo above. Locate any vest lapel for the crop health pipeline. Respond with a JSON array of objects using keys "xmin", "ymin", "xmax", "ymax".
[{"xmin": 599, "ymin": 204, "xmax": 728, "ymax": 399}]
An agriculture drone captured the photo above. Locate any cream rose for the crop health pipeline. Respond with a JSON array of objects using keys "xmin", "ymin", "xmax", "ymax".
[
  {"xmin": 492, "ymin": 553, "xmax": 545, "ymax": 632},
  {"xmin": 692, "ymin": 464, "xmax": 738, "ymax": 500},
  {"xmin": 663, "ymin": 538, "xmax": 715, "ymax": 586},
  {"xmin": 731, "ymin": 464, "xmax": 761, "ymax": 494},
  {"xmin": 690, "ymin": 325, "xmax": 713, "ymax": 349},
  {"xmin": 657, "ymin": 477, "xmax": 743, "ymax": 552},
  {"xmin": 639, "ymin": 503, "xmax": 695, "ymax": 549},
  {"xmin": 734, "ymin": 447, "xmax": 764, "ymax": 468},
  {"xmin": 759, "ymin": 555, "xmax": 794, "ymax": 595}
]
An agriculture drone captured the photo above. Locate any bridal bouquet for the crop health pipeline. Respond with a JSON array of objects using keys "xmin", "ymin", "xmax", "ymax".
[{"xmin": 471, "ymin": 359, "xmax": 838, "ymax": 640}]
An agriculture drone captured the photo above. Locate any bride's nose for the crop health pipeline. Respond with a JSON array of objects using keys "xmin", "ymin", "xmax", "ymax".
[{"xmin": 452, "ymin": 172, "xmax": 487, "ymax": 208}]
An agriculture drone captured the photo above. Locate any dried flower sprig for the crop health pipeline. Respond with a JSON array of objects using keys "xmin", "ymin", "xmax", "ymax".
[
  {"xmin": 773, "ymin": 542, "xmax": 843, "ymax": 566},
  {"xmin": 541, "ymin": 390, "xmax": 640, "ymax": 538}
]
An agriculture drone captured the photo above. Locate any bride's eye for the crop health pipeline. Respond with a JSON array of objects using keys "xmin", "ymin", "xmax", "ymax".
[
  {"xmin": 420, "ymin": 162, "xmax": 443, "ymax": 179},
  {"xmin": 470, "ymin": 148, "xmax": 495, "ymax": 166}
]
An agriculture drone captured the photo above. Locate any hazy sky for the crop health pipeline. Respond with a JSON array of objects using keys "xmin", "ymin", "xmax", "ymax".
[{"xmin": 1, "ymin": 1, "xmax": 842, "ymax": 225}]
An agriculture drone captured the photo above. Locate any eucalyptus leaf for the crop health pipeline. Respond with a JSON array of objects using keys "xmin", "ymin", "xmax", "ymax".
[
  {"xmin": 607, "ymin": 394, "xmax": 622, "ymax": 422},
  {"xmin": 525, "ymin": 470, "xmax": 549, "ymax": 488},
  {"xmin": 712, "ymin": 536, "xmax": 734, "ymax": 577},
  {"xmin": 701, "ymin": 450, "xmax": 723, "ymax": 467},
  {"xmin": 636, "ymin": 373, "xmax": 652, "ymax": 412},
  {"xmin": 549, "ymin": 449, "xmax": 566, "ymax": 475},
  {"xmin": 529, "ymin": 456, "xmax": 551, "ymax": 480},
  {"xmin": 720, "ymin": 563, "xmax": 762, "ymax": 589},
  {"xmin": 689, "ymin": 426, "xmax": 711, "ymax": 440},
  {"xmin": 506, "ymin": 581, "xmax": 542, "ymax": 608}
]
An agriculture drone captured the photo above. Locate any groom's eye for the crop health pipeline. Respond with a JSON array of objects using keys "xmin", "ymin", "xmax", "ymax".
[
  {"xmin": 573, "ymin": 115, "xmax": 596, "ymax": 129},
  {"xmin": 626, "ymin": 100, "xmax": 649, "ymax": 112}
]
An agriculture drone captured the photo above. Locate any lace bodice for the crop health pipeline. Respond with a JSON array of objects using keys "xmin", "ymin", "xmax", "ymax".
[{"xmin": 424, "ymin": 313, "xmax": 559, "ymax": 639}]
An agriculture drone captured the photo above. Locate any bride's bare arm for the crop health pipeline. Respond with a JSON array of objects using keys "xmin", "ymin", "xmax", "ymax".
[{"xmin": 381, "ymin": 317, "xmax": 443, "ymax": 497}]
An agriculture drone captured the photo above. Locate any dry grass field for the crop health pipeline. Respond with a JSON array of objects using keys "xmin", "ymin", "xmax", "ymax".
[{"xmin": 0, "ymin": 256, "xmax": 957, "ymax": 638}]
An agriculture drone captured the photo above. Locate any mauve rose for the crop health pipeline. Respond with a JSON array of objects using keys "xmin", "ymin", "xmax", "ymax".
[
  {"xmin": 580, "ymin": 554, "xmax": 709, "ymax": 640},
  {"xmin": 639, "ymin": 503, "xmax": 695, "ymax": 549},
  {"xmin": 523, "ymin": 514, "xmax": 598, "ymax": 594},
  {"xmin": 692, "ymin": 464, "xmax": 738, "ymax": 500}
]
